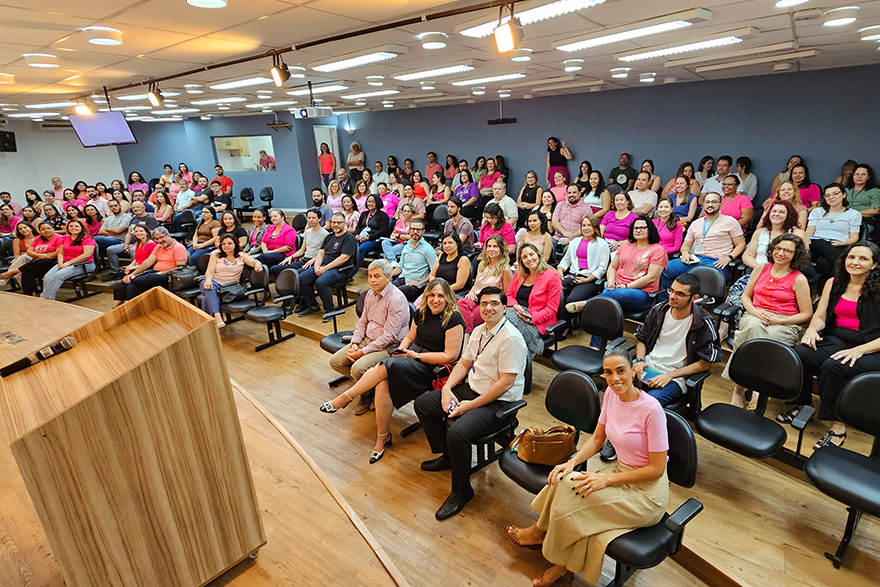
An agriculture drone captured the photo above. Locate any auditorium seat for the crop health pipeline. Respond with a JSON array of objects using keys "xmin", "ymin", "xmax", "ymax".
[
  {"xmin": 169, "ymin": 209, "xmax": 196, "ymax": 244},
  {"xmin": 320, "ymin": 289, "xmax": 368, "ymax": 388},
  {"xmin": 550, "ymin": 297, "xmax": 625, "ymax": 377},
  {"xmin": 245, "ymin": 268, "xmax": 298, "ymax": 352},
  {"xmin": 236, "ymin": 187, "xmax": 255, "ymax": 223},
  {"xmin": 218, "ymin": 265, "xmax": 270, "ymax": 324},
  {"xmin": 804, "ymin": 373, "xmax": 880, "ymax": 569},
  {"xmin": 423, "ymin": 204, "xmax": 449, "ymax": 244},
  {"xmin": 174, "ymin": 253, "xmax": 212, "ymax": 305},
  {"xmin": 63, "ymin": 262, "xmax": 99, "ymax": 302}
]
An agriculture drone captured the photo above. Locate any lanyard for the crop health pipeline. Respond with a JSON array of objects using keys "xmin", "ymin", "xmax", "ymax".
[
  {"xmin": 701, "ymin": 215, "xmax": 719, "ymax": 242},
  {"xmin": 472, "ymin": 318, "xmax": 506, "ymax": 371}
]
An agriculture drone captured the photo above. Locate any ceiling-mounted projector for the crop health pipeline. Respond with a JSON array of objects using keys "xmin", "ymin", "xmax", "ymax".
[{"xmin": 294, "ymin": 106, "xmax": 334, "ymax": 119}]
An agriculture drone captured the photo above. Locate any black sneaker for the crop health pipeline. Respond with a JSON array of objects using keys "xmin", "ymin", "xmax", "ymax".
[
  {"xmin": 102, "ymin": 272, "xmax": 122, "ymax": 282},
  {"xmin": 298, "ymin": 306, "xmax": 321, "ymax": 317},
  {"xmin": 599, "ymin": 440, "xmax": 617, "ymax": 462}
]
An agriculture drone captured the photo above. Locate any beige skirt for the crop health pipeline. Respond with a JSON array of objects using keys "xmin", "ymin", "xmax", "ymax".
[
  {"xmin": 531, "ymin": 462, "xmax": 669, "ymax": 584},
  {"xmin": 722, "ymin": 311, "xmax": 801, "ymax": 380}
]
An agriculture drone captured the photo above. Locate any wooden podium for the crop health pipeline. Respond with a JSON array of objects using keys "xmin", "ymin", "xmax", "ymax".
[{"xmin": 1, "ymin": 288, "xmax": 265, "ymax": 587}]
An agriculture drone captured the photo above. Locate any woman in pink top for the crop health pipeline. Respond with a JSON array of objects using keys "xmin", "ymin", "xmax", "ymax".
[
  {"xmin": 127, "ymin": 171, "xmax": 149, "ymax": 195},
  {"xmin": 791, "ymin": 163, "xmax": 821, "ymax": 208},
  {"xmin": 353, "ymin": 180, "xmax": 371, "ymax": 211},
  {"xmin": 0, "ymin": 204, "xmax": 20, "ymax": 237},
  {"xmin": 507, "ymin": 348, "xmax": 669, "ymax": 587},
  {"xmin": 18, "ymin": 223, "xmax": 63, "ymax": 295},
  {"xmin": 505, "ymin": 243, "xmax": 562, "ymax": 357},
  {"xmin": 378, "ymin": 183, "xmax": 399, "ymax": 219},
  {"xmin": 40, "ymin": 220, "xmax": 96, "ymax": 300},
  {"xmin": 652, "ymin": 197, "xmax": 683, "ymax": 257},
  {"xmin": 477, "ymin": 202, "xmax": 516, "ymax": 255},
  {"xmin": 319, "ymin": 143, "xmax": 336, "ymax": 187},
  {"xmin": 83, "ymin": 204, "xmax": 103, "ymax": 237},
  {"xmin": 381, "ymin": 202, "xmax": 414, "ymax": 263},
  {"xmin": 259, "ymin": 208, "xmax": 297, "ymax": 269},
  {"xmin": 761, "ymin": 180, "xmax": 808, "ymax": 230},
  {"xmin": 258, "ymin": 150, "xmax": 276, "ymax": 171},
  {"xmin": 479, "ymin": 158, "xmax": 502, "ymax": 197},
  {"xmin": 600, "ymin": 192, "xmax": 637, "ymax": 252},
  {"xmin": 548, "ymin": 171, "xmax": 568, "ymax": 203},
  {"xmin": 326, "ymin": 179, "xmax": 345, "ymax": 214},
  {"xmin": 60, "ymin": 188, "xmax": 85, "ymax": 214},
  {"xmin": 178, "ymin": 163, "xmax": 192, "ymax": 185},
  {"xmin": 458, "ymin": 235, "xmax": 512, "ymax": 333},
  {"xmin": 0, "ymin": 221, "xmax": 36, "ymax": 285},
  {"xmin": 201, "ymin": 234, "xmax": 264, "ymax": 328},
  {"xmin": 725, "ymin": 233, "xmax": 812, "ymax": 408},
  {"xmin": 717, "ymin": 175, "xmax": 753, "ymax": 229}
]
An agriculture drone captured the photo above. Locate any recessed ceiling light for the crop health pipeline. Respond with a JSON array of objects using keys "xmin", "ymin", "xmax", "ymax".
[
  {"xmin": 2, "ymin": 107, "xmax": 19, "ymax": 111},
  {"xmin": 553, "ymin": 8, "xmax": 712, "ymax": 52},
  {"xmin": 775, "ymin": 0, "xmax": 810, "ymax": 6},
  {"xmin": 25, "ymin": 101, "xmax": 76, "ymax": 109},
  {"xmin": 83, "ymin": 26, "xmax": 122, "ymax": 45},
  {"xmin": 639, "ymin": 72, "xmax": 656, "ymax": 83},
  {"xmin": 614, "ymin": 27, "xmax": 758, "ymax": 62},
  {"xmin": 472, "ymin": 87, "xmax": 486, "ymax": 95},
  {"xmin": 201, "ymin": 115, "xmax": 211, "ymax": 120},
  {"xmin": 383, "ymin": 101, "xmax": 394, "ymax": 108},
  {"xmin": 209, "ymin": 77, "xmax": 274, "ymax": 90},
  {"xmin": 191, "ymin": 96, "xmax": 247, "ymax": 105},
  {"xmin": 859, "ymin": 26, "xmax": 880, "ymax": 41},
  {"xmin": 23, "ymin": 53, "xmax": 58, "ymax": 68},
  {"xmin": 610, "ymin": 67, "xmax": 631, "ymax": 78},
  {"xmin": 310, "ymin": 44, "xmax": 407, "ymax": 72},
  {"xmin": 256, "ymin": 89, "xmax": 273, "ymax": 94},
  {"xmin": 186, "ymin": 89, "xmax": 204, "ymax": 94},
  {"xmin": 184, "ymin": 84, "xmax": 203, "ymax": 88},
  {"xmin": 823, "ymin": 6, "xmax": 859, "ymax": 27},
  {"xmin": 340, "ymin": 89, "xmax": 400, "ymax": 100},
  {"xmin": 458, "ymin": 0, "xmax": 605, "ymax": 38},
  {"xmin": 366, "ymin": 75, "xmax": 385, "ymax": 86},
  {"xmin": 693, "ymin": 49, "xmax": 820, "ymax": 73},
  {"xmin": 420, "ymin": 81, "xmax": 436, "ymax": 90},
  {"xmin": 187, "ymin": 0, "xmax": 228, "ymax": 7},
  {"xmin": 119, "ymin": 105, "xmax": 152, "ymax": 111},
  {"xmin": 0, "ymin": 73, "xmax": 14, "ymax": 84},
  {"xmin": 420, "ymin": 32, "xmax": 448, "ymax": 50},
  {"xmin": 563, "ymin": 58, "xmax": 583, "ymax": 72},
  {"xmin": 510, "ymin": 48, "xmax": 533, "ymax": 62},
  {"xmin": 8, "ymin": 112, "xmax": 60, "ymax": 118},
  {"xmin": 217, "ymin": 105, "xmax": 230, "ymax": 110},
  {"xmin": 245, "ymin": 100, "xmax": 297, "ymax": 108},
  {"xmin": 451, "ymin": 72, "xmax": 527, "ymax": 86},
  {"xmin": 287, "ymin": 84, "xmax": 349, "ymax": 96},
  {"xmin": 355, "ymin": 99, "xmax": 367, "ymax": 106},
  {"xmin": 393, "ymin": 61, "xmax": 477, "ymax": 81},
  {"xmin": 160, "ymin": 91, "xmax": 180, "ymax": 97},
  {"xmin": 152, "ymin": 108, "xmax": 201, "ymax": 115}
]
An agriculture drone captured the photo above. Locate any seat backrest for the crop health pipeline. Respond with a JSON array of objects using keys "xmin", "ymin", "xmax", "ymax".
[
  {"xmin": 291, "ymin": 212, "xmax": 308, "ymax": 233},
  {"xmin": 196, "ymin": 251, "xmax": 212, "ymax": 274},
  {"xmin": 240, "ymin": 187, "xmax": 255, "ymax": 203},
  {"xmin": 665, "ymin": 410, "xmax": 698, "ymax": 488},
  {"xmin": 355, "ymin": 289, "xmax": 368, "ymax": 317},
  {"xmin": 178, "ymin": 209, "xmax": 196, "ymax": 227},
  {"xmin": 433, "ymin": 204, "xmax": 450, "ymax": 225},
  {"xmin": 248, "ymin": 264, "xmax": 270, "ymax": 302},
  {"xmin": 580, "ymin": 297, "xmax": 624, "ymax": 342},
  {"xmin": 837, "ymin": 373, "xmax": 880, "ymax": 442},
  {"xmin": 259, "ymin": 186, "xmax": 274, "ymax": 202},
  {"xmin": 728, "ymin": 338, "xmax": 803, "ymax": 401},
  {"xmin": 545, "ymin": 371, "xmax": 600, "ymax": 433},
  {"xmin": 274, "ymin": 268, "xmax": 300, "ymax": 297},
  {"xmin": 148, "ymin": 177, "xmax": 160, "ymax": 192},
  {"xmin": 607, "ymin": 184, "xmax": 623, "ymax": 197},
  {"xmin": 686, "ymin": 265, "xmax": 726, "ymax": 306}
]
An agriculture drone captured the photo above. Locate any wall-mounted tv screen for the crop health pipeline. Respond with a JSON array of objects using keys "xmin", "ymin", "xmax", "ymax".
[{"xmin": 69, "ymin": 111, "xmax": 138, "ymax": 148}]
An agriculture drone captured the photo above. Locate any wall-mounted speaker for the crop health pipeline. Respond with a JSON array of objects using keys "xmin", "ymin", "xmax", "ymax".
[{"xmin": 0, "ymin": 131, "xmax": 16, "ymax": 152}]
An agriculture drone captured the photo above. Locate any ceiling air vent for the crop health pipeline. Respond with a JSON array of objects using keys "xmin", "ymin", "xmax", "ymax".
[{"xmin": 35, "ymin": 121, "xmax": 73, "ymax": 130}]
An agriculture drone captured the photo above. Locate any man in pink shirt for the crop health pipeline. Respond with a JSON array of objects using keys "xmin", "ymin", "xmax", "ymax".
[
  {"xmin": 329, "ymin": 259, "xmax": 410, "ymax": 414},
  {"xmin": 425, "ymin": 152, "xmax": 442, "ymax": 180},
  {"xmin": 113, "ymin": 227, "xmax": 188, "ymax": 302}
]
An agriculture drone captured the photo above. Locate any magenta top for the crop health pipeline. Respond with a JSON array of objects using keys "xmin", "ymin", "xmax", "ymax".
[
  {"xmin": 60, "ymin": 235, "xmax": 96, "ymax": 262},
  {"xmin": 381, "ymin": 192, "xmax": 399, "ymax": 218},
  {"xmin": 62, "ymin": 199, "xmax": 86, "ymax": 212},
  {"xmin": 653, "ymin": 218, "xmax": 683, "ymax": 256},
  {"xmin": 720, "ymin": 194, "xmax": 753, "ymax": 221},
  {"xmin": 834, "ymin": 297, "xmax": 860, "ymax": 330},
  {"xmin": 128, "ymin": 182, "xmax": 149, "ymax": 194},
  {"xmin": 752, "ymin": 264, "xmax": 801, "ymax": 316},
  {"xmin": 479, "ymin": 222, "xmax": 516, "ymax": 246},
  {"xmin": 798, "ymin": 184, "xmax": 821, "ymax": 205},
  {"xmin": 85, "ymin": 219, "xmax": 102, "ymax": 237},
  {"xmin": 261, "ymin": 223, "xmax": 298, "ymax": 251},
  {"xmin": 600, "ymin": 211, "xmax": 637, "ymax": 242},
  {"xmin": 598, "ymin": 390, "xmax": 668, "ymax": 468},
  {"xmin": 479, "ymin": 171, "xmax": 502, "ymax": 190}
]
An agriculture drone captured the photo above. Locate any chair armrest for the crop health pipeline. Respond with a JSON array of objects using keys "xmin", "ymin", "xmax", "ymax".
[
  {"xmin": 791, "ymin": 405, "xmax": 817, "ymax": 431},
  {"xmin": 340, "ymin": 335, "xmax": 352, "ymax": 343},
  {"xmin": 545, "ymin": 320, "xmax": 568, "ymax": 337},
  {"xmin": 713, "ymin": 301, "xmax": 731, "ymax": 316},
  {"xmin": 607, "ymin": 337, "xmax": 628, "ymax": 350},
  {"xmin": 686, "ymin": 371, "xmax": 711, "ymax": 389},
  {"xmin": 495, "ymin": 399, "xmax": 527, "ymax": 420},
  {"xmin": 664, "ymin": 498, "xmax": 703, "ymax": 534},
  {"xmin": 323, "ymin": 308, "xmax": 347, "ymax": 320},
  {"xmin": 274, "ymin": 294, "xmax": 296, "ymax": 303},
  {"xmin": 246, "ymin": 287, "xmax": 266, "ymax": 297}
]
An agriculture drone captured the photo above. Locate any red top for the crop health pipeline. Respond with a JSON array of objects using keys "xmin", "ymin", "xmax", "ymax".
[
  {"xmin": 60, "ymin": 235, "xmax": 96, "ymax": 262},
  {"xmin": 412, "ymin": 182, "xmax": 427, "ymax": 199},
  {"xmin": 752, "ymin": 264, "xmax": 801, "ymax": 316},
  {"xmin": 31, "ymin": 234, "xmax": 63, "ymax": 254},
  {"xmin": 505, "ymin": 268, "xmax": 562, "ymax": 335},
  {"xmin": 213, "ymin": 175, "xmax": 234, "ymax": 192},
  {"xmin": 133, "ymin": 241, "xmax": 158, "ymax": 265}
]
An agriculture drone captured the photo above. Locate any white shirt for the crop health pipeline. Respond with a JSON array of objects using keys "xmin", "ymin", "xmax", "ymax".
[
  {"xmin": 701, "ymin": 174, "xmax": 727, "ymax": 196},
  {"xmin": 87, "ymin": 197, "xmax": 110, "ymax": 217},
  {"xmin": 373, "ymin": 171, "xmax": 390, "ymax": 184},
  {"xmin": 646, "ymin": 310, "xmax": 692, "ymax": 391},
  {"xmin": 493, "ymin": 195, "xmax": 518, "ymax": 224},
  {"xmin": 628, "ymin": 189, "xmax": 658, "ymax": 213},
  {"xmin": 463, "ymin": 318, "xmax": 527, "ymax": 402},
  {"xmin": 176, "ymin": 189, "xmax": 195, "ymax": 210}
]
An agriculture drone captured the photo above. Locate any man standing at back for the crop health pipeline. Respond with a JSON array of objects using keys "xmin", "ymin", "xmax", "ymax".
[
  {"xmin": 608, "ymin": 153, "xmax": 637, "ymax": 192},
  {"xmin": 425, "ymin": 152, "xmax": 442, "ymax": 180}
]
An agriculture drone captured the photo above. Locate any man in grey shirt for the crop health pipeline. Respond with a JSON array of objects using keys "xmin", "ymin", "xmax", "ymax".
[
  {"xmin": 104, "ymin": 201, "xmax": 160, "ymax": 280},
  {"xmin": 270, "ymin": 209, "xmax": 329, "ymax": 276},
  {"xmin": 94, "ymin": 199, "xmax": 132, "ymax": 256}
]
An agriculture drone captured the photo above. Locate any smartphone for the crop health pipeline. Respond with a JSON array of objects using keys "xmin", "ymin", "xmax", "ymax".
[
  {"xmin": 447, "ymin": 400, "xmax": 459, "ymax": 412},
  {"xmin": 391, "ymin": 349, "xmax": 406, "ymax": 356},
  {"xmin": 683, "ymin": 256, "xmax": 700, "ymax": 265},
  {"xmin": 641, "ymin": 367, "xmax": 662, "ymax": 383}
]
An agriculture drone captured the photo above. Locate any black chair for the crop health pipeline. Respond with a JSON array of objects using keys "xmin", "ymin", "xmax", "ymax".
[
  {"xmin": 540, "ymin": 289, "xmax": 569, "ymax": 357},
  {"xmin": 259, "ymin": 186, "xmax": 274, "ymax": 208},
  {"xmin": 603, "ymin": 410, "xmax": 703, "ymax": 586},
  {"xmin": 174, "ymin": 253, "xmax": 212, "ymax": 305},
  {"xmin": 423, "ymin": 205, "xmax": 450, "ymax": 243},
  {"xmin": 291, "ymin": 212, "xmax": 307, "ymax": 234},
  {"xmin": 169, "ymin": 209, "xmax": 196, "ymax": 244},
  {"xmin": 456, "ymin": 255, "xmax": 482, "ymax": 299},
  {"xmin": 236, "ymin": 187, "xmax": 256, "ymax": 223},
  {"xmin": 148, "ymin": 177, "xmax": 161, "ymax": 193},
  {"xmin": 218, "ymin": 265, "xmax": 270, "ymax": 324},
  {"xmin": 550, "ymin": 297, "xmax": 626, "ymax": 377},
  {"xmin": 63, "ymin": 263, "xmax": 99, "ymax": 302},
  {"xmin": 804, "ymin": 373, "xmax": 880, "ymax": 568},
  {"xmin": 694, "ymin": 339, "xmax": 813, "ymax": 465},
  {"xmin": 330, "ymin": 262, "xmax": 359, "ymax": 310},
  {"xmin": 320, "ymin": 289, "xmax": 368, "ymax": 387},
  {"xmin": 245, "ymin": 268, "xmax": 298, "ymax": 352},
  {"xmin": 686, "ymin": 265, "xmax": 726, "ymax": 317},
  {"xmin": 499, "ymin": 370, "xmax": 601, "ymax": 493}
]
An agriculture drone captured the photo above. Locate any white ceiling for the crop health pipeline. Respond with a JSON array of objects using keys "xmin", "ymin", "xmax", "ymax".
[{"xmin": 1, "ymin": 0, "xmax": 878, "ymax": 119}]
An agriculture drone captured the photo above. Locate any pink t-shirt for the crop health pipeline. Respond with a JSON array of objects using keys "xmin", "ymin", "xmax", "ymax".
[
  {"xmin": 653, "ymin": 219, "xmax": 683, "ymax": 256},
  {"xmin": 60, "ymin": 235, "xmax": 96, "ymax": 262},
  {"xmin": 480, "ymin": 171, "xmax": 502, "ymax": 190},
  {"xmin": 684, "ymin": 214, "xmax": 743, "ymax": 260},
  {"xmin": 31, "ymin": 234, "xmax": 63, "ymax": 254},
  {"xmin": 62, "ymin": 199, "xmax": 86, "ymax": 212},
  {"xmin": 85, "ymin": 220, "xmax": 102, "ymax": 237},
  {"xmin": 600, "ymin": 211, "xmax": 637, "ymax": 242},
  {"xmin": 550, "ymin": 186, "xmax": 567, "ymax": 203},
  {"xmin": 798, "ymin": 184, "xmax": 821, "ymax": 205},
  {"xmin": 479, "ymin": 222, "xmax": 516, "ymax": 247},
  {"xmin": 720, "ymin": 194, "xmax": 753, "ymax": 221},
  {"xmin": 615, "ymin": 242, "xmax": 667, "ymax": 293},
  {"xmin": 425, "ymin": 162, "xmax": 443, "ymax": 180},
  {"xmin": 327, "ymin": 193, "xmax": 344, "ymax": 214},
  {"xmin": 261, "ymin": 223, "xmax": 298, "ymax": 250},
  {"xmin": 751, "ymin": 264, "xmax": 801, "ymax": 316},
  {"xmin": 598, "ymin": 390, "xmax": 668, "ymax": 468},
  {"xmin": 381, "ymin": 192, "xmax": 399, "ymax": 218}
]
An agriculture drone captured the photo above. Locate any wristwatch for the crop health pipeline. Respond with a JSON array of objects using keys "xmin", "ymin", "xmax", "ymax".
[{"xmin": 634, "ymin": 358, "xmax": 645, "ymax": 364}]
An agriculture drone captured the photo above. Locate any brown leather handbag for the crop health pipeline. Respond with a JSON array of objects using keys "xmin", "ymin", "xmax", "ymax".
[{"xmin": 509, "ymin": 425, "xmax": 577, "ymax": 466}]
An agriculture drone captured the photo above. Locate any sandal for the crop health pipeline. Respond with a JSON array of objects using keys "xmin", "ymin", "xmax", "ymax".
[
  {"xmin": 320, "ymin": 391, "xmax": 353, "ymax": 413},
  {"xmin": 532, "ymin": 567, "xmax": 573, "ymax": 587},
  {"xmin": 813, "ymin": 430, "xmax": 846, "ymax": 451},
  {"xmin": 506, "ymin": 525, "xmax": 542, "ymax": 550},
  {"xmin": 775, "ymin": 407, "xmax": 801, "ymax": 424}
]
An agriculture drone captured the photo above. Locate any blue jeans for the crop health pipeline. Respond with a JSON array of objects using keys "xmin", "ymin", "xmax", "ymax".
[
  {"xmin": 589, "ymin": 286, "xmax": 652, "ymax": 347},
  {"xmin": 93, "ymin": 235, "xmax": 122, "ymax": 256},
  {"xmin": 299, "ymin": 267, "xmax": 344, "ymax": 311},
  {"xmin": 381, "ymin": 239, "xmax": 405, "ymax": 262},
  {"xmin": 200, "ymin": 280, "xmax": 222, "ymax": 315},
  {"xmin": 188, "ymin": 245, "xmax": 214, "ymax": 266},
  {"xmin": 644, "ymin": 380, "xmax": 683, "ymax": 407},
  {"xmin": 106, "ymin": 242, "xmax": 127, "ymax": 273},
  {"xmin": 660, "ymin": 256, "xmax": 728, "ymax": 301},
  {"xmin": 41, "ymin": 262, "xmax": 96, "ymax": 300},
  {"xmin": 255, "ymin": 252, "xmax": 287, "ymax": 268},
  {"xmin": 357, "ymin": 240, "xmax": 382, "ymax": 269}
]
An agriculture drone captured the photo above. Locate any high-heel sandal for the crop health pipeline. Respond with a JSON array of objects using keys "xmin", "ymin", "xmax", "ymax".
[
  {"xmin": 532, "ymin": 567, "xmax": 573, "ymax": 587},
  {"xmin": 813, "ymin": 430, "xmax": 846, "ymax": 451},
  {"xmin": 506, "ymin": 525, "xmax": 542, "ymax": 550},
  {"xmin": 775, "ymin": 407, "xmax": 801, "ymax": 424},
  {"xmin": 320, "ymin": 391, "xmax": 353, "ymax": 413},
  {"xmin": 369, "ymin": 432, "xmax": 392, "ymax": 464}
]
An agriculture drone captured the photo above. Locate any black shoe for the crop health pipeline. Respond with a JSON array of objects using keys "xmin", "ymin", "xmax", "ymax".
[
  {"xmin": 435, "ymin": 488, "xmax": 474, "ymax": 521},
  {"xmin": 102, "ymin": 272, "xmax": 122, "ymax": 282},
  {"xmin": 421, "ymin": 455, "xmax": 452, "ymax": 472},
  {"xmin": 298, "ymin": 306, "xmax": 321, "ymax": 317},
  {"xmin": 107, "ymin": 279, "xmax": 127, "ymax": 290},
  {"xmin": 293, "ymin": 302, "xmax": 308, "ymax": 313},
  {"xmin": 599, "ymin": 440, "xmax": 617, "ymax": 462}
]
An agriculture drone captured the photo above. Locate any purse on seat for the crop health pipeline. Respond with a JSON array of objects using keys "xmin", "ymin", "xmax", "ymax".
[{"xmin": 509, "ymin": 425, "xmax": 577, "ymax": 466}]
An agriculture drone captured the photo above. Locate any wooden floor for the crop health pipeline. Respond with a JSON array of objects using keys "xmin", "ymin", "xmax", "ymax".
[{"xmin": 5, "ymin": 282, "xmax": 880, "ymax": 587}]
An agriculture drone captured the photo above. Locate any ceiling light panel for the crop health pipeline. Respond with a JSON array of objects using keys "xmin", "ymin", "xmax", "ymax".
[
  {"xmin": 340, "ymin": 89, "xmax": 400, "ymax": 100},
  {"xmin": 245, "ymin": 101, "xmax": 298, "ymax": 108},
  {"xmin": 532, "ymin": 80, "xmax": 605, "ymax": 92},
  {"xmin": 25, "ymin": 101, "xmax": 76, "ymax": 109},
  {"xmin": 664, "ymin": 41, "xmax": 798, "ymax": 68},
  {"xmin": 152, "ymin": 108, "xmax": 200, "ymax": 115},
  {"xmin": 83, "ymin": 26, "xmax": 122, "ymax": 46},
  {"xmin": 457, "ymin": 0, "xmax": 605, "ymax": 38},
  {"xmin": 450, "ymin": 72, "xmax": 528, "ymax": 86},
  {"xmin": 614, "ymin": 27, "xmax": 758, "ymax": 62},
  {"xmin": 310, "ymin": 44, "xmax": 407, "ymax": 73},
  {"xmin": 190, "ymin": 96, "xmax": 247, "ymax": 105},
  {"xmin": 393, "ymin": 61, "xmax": 477, "ymax": 81},
  {"xmin": 287, "ymin": 84, "xmax": 349, "ymax": 96},
  {"xmin": 209, "ymin": 77, "xmax": 274, "ymax": 90},
  {"xmin": 552, "ymin": 8, "xmax": 712, "ymax": 52},
  {"xmin": 694, "ymin": 49, "xmax": 820, "ymax": 73}
]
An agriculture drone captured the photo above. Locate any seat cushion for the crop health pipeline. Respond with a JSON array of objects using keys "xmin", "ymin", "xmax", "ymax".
[
  {"xmin": 499, "ymin": 447, "xmax": 553, "ymax": 495},
  {"xmin": 219, "ymin": 299, "xmax": 258, "ymax": 314},
  {"xmin": 550, "ymin": 346, "xmax": 604, "ymax": 376},
  {"xmin": 175, "ymin": 287, "xmax": 201, "ymax": 300},
  {"xmin": 805, "ymin": 447, "xmax": 880, "ymax": 518},
  {"xmin": 245, "ymin": 306, "xmax": 284, "ymax": 323},
  {"xmin": 605, "ymin": 514, "xmax": 676, "ymax": 569},
  {"xmin": 320, "ymin": 331, "xmax": 353, "ymax": 354},
  {"xmin": 695, "ymin": 404, "xmax": 787, "ymax": 459}
]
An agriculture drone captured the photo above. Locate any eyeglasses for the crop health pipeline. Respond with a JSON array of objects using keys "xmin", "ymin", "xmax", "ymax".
[
  {"xmin": 632, "ymin": 225, "xmax": 648, "ymax": 231},
  {"xmin": 704, "ymin": 200, "xmax": 721, "ymax": 205},
  {"xmin": 774, "ymin": 247, "xmax": 796, "ymax": 256},
  {"xmin": 409, "ymin": 227, "xmax": 425, "ymax": 232},
  {"xmin": 666, "ymin": 288, "xmax": 694, "ymax": 298}
]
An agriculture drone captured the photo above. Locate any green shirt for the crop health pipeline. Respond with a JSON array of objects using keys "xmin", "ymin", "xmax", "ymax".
[
  {"xmin": 847, "ymin": 187, "xmax": 880, "ymax": 212},
  {"xmin": 608, "ymin": 166, "xmax": 637, "ymax": 189}
]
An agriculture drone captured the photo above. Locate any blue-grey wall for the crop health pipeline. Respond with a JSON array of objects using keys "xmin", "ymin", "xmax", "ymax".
[{"xmin": 115, "ymin": 64, "xmax": 878, "ymax": 211}]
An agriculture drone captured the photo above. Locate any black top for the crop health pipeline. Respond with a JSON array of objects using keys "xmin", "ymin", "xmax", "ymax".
[
  {"xmin": 355, "ymin": 209, "xmax": 390, "ymax": 241},
  {"xmin": 413, "ymin": 309, "xmax": 465, "ymax": 352},
  {"xmin": 575, "ymin": 177, "xmax": 591, "ymax": 195},
  {"xmin": 516, "ymin": 284, "xmax": 533, "ymax": 307},
  {"xmin": 194, "ymin": 188, "xmax": 212, "ymax": 211},
  {"xmin": 436, "ymin": 254, "xmax": 461, "ymax": 287},
  {"xmin": 321, "ymin": 231, "xmax": 358, "ymax": 266},
  {"xmin": 521, "ymin": 185, "xmax": 539, "ymax": 205},
  {"xmin": 219, "ymin": 225, "xmax": 248, "ymax": 242},
  {"xmin": 130, "ymin": 214, "xmax": 159, "ymax": 233},
  {"xmin": 211, "ymin": 193, "xmax": 232, "ymax": 209},
  {"xmin": 548, "ymin": 148, "xmax": 567, "ymax": 167},
  {"xmin": 339, "ymin": 179, "xmax": 354, "ymax": 196}
]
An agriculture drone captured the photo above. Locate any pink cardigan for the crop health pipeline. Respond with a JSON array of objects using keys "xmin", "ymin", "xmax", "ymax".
[{"xmin": 506, "ymin": 268, "xmax": 562, "ymax": 334}]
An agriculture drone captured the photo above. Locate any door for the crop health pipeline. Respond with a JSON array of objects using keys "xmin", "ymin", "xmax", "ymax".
[{"xmin": 313, "ymin": 125, "xmax": 339, "ymax": 182}]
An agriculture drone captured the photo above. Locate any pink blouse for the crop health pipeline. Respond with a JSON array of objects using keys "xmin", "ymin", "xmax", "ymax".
[{"xmin": 261, "ymin": 223, "xmax": 298, "ymax": 251}]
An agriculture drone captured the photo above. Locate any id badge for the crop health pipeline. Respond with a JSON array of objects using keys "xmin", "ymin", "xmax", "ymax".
[{"xmin": 693, "ymin": 244, "xmax": 706, "ymax": 254}]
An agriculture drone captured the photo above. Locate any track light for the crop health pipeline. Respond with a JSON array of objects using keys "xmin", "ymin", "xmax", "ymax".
[
  {"xmin": 494, "ymin": 5, "xmax": 524, "ymax": 53},
  {"xmin": 74, "ymin": 99, "xmax": 93, "ymax": 115},
  {"xmin": 147, "ymin": 83, "xmax": 162, "ymax": 107},
  {"xmin": 270, "ymin": 55, "xmax": 291, "ymax": 87}
]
